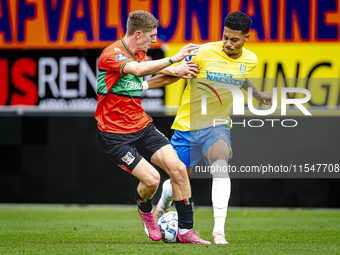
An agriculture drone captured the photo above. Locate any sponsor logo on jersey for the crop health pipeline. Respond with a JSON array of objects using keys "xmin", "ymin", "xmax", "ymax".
[
  {"xmin": 122, "ymin": 152, "xmax": 135, "ymax": 165},
  {"xmin": 208, "ymin": 63, "xmax": 228, "ymax": 70},
  {"xmin": 206, "ymin": 71, "xmax": 243, "ymax": 85},
  {"xmin": 116, "ymin": 54, "xmax": 128, "ymax": 61},
  {"xmin": 214, "ymin": 60, "xmax": 228, "ymax": 65},
  {"xmin": 125, "ymin": 80, "xmax": 143, "ymax": 89}
]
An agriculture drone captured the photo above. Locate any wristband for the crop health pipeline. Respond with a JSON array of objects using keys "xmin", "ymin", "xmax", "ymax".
[
  {"xmin": 168, "ymin": 57, "xmax": 173, "ymax": 65},
  {"xmin": 142, "ymin": 81, "xmax": 149, "ymax": 91}
]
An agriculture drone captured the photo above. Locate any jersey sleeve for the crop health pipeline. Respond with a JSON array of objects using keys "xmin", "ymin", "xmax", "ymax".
[
  {"xmin": 144, "ymin": 55, "xmax": 151, "ymax": 62},
  {"xmin": 254, "ymin": 55, "xmax": 258, "ymax": 69},
  {"xmin": 251, "ymin": 53, "xmax": 258, "ymax": 69},
  {"xmin": 105, "ymin": 53, "xmax": 133, "ymax": 75}
]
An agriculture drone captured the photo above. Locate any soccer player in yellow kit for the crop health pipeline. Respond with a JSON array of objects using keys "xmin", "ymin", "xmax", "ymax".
[{"xmin": 153, "ymin": 12, "xmax": 272, "ymax": 244}]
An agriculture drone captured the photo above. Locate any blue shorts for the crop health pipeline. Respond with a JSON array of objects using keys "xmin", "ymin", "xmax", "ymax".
[{"xmin": 171, "ymin": 125, "xmax": 232, "ymax": 168}]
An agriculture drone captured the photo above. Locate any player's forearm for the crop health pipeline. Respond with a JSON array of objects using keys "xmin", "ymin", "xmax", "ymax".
[
  {"xmin": 241, "ymin": 78, "xmax": 260, "ymax": 98},
  {"xmin": 145, "ymin": 75, "xmax": 180, "ymax": 90},
  {"xmin": 156, "ymin": 66, "xmax": 178, "ymax": 76},
  {"xmin": 242, "ymin": 78, "xmax": 273, "ymax": 105},
  {"xmin": 124, "ymin": 58, "xmax": 174, "ymax": 77}
]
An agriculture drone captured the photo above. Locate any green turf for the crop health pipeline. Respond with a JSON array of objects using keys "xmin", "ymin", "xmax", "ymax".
[{"xmin": 0, "ymin": 205, "xmax": 339, "ymax": 254}]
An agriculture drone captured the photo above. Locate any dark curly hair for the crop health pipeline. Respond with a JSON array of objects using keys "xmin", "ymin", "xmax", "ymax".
[{"xmin": 224, "ymin": 12, "xmax": 252, "ymax": 34}]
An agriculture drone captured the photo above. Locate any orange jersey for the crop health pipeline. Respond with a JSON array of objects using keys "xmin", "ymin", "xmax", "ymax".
[{"xmin": 95, "ymin": 39, "xmax": 152, "ymax": 133}]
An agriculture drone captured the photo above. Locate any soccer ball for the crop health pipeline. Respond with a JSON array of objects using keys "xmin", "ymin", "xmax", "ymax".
[{"xmin": 157, "ymin": 211, "xmax": 178, "ymax": 243}]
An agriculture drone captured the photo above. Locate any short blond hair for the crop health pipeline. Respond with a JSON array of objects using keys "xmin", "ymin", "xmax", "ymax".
[{"xmin": 126, "ymin": 10, "xmax": 159, "ymax": 36}]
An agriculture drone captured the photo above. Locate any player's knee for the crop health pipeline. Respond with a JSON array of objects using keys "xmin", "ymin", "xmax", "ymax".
[
  {"xmin": 207, "ymin": 140, "xmax": 230, "ymax": 163},
  {"xmin": 144, "ymin": 172, "xmax": 161, "ymax": 192},
  {"xmin": 169, "ymin": 161, "xmax": 187, "ymax": 183},
  {"xmin": 210, "ymin": 153, "xmax": 230, "ymax": 164}
]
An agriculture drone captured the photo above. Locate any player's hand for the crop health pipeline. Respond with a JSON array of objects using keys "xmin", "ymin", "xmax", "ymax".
[
  {"xmin": 255, "ymin": 92, "xmax": 273, "ymax": 105},
  {"xmin": 171, "ymin": 43, "xmax": 200, "ymax": 63},
  {"xmin": 174, "ymin": 61, "xmax": 199, "ymax": 79}
]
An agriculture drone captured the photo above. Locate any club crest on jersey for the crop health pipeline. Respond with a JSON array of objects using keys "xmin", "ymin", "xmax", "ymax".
[
  {"xmin": 122, "ymin": 152, "xmax": 135, "ymax": 165},
  {"xmin": 240, "ymin": 63, "xmax": 247, "ymax": 74},
  {"xmin": 116, "ymin": 54, "xmax": 128, "ymax": 61}
]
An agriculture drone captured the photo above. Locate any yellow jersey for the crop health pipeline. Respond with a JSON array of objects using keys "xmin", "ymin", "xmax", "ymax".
[{"xmin": 171, "ymin": 41, "xmax": 258, "ymax": 131}]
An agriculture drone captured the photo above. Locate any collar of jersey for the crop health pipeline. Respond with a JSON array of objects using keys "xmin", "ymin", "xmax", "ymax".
[
  {"xmin": 120, "ymin": 39, "xmax": 136, "ymax": 59},
  {"xmin": 120, "ymin": 39, "xmax": 148, "ymax": 61}
]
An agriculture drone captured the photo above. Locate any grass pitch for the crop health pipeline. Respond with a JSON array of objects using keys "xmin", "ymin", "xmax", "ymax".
[{"xmin": 0, "ymin": 205, "xmax": 339, "ymax": 254}]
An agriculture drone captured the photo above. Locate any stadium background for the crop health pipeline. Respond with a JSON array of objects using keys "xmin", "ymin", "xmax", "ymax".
[{"xmin": 0, "ymin": 0, "xmax": 339, "ymax": 207}]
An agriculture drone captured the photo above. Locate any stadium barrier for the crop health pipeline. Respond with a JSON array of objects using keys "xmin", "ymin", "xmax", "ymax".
[{"xmin": 0, "ymin": 107, "xmax": 339, "ymax": 208}]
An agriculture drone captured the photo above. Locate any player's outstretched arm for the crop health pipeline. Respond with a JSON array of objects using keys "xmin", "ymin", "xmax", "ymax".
[
  {"xmin": 143, "ymin": 60, "xmax": 199, "ymax": 90},
  {"xmin": 143, "ymin": 75, "xmax": 180, "ymax": 90},
  {"xmin": 157, "ymin": 61, "xmax": 199, "ymax": 79},
  {"xmin": 242, "ymin": 78, "xmax": 273, "ymax": 105},
  {"xmin": 123, "ymin": 43, "xmax": 199, "ymax": 77}
]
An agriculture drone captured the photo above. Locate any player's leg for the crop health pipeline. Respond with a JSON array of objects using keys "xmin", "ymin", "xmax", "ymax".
[
  {"xmin": 153, "ymin": 178, "xmax": 172, "ymax": 221},
  {"xmin": 132, "ymin": 158, "xmax": 160, "ymax": 206},
  {"xmin": 97, "ymin": 128, "xmax": 161, "ymax": 241},
  {"xmin": 203, "ymin": 126, "xmax": 232, "ymax": 244},
  {"xmin": 130, "ymin": 158, "xmax": 164, "ymax": 241},
  {"xmin": 154, "ymin": 167, "xmax": 191, "ymax": 221},
  {"xmin": 137, "ymin": 124, "xmax": 209, "ymax": 244},
  {"xmin": 154, "ymin": 130, "xmax": 200, "ymax": 221},
  {"xmin": 151, "ymin": 145, "xmax": 190, "ymax": 200},
  {"xmin": 151, "ymin": 144, "xmax": 210, "ymax": 244}
]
